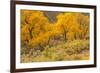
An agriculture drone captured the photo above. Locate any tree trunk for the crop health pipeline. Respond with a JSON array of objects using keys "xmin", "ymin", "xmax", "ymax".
[
  {"xmin": 63, "ymin": 32, "xmax": 67, "ymax": 42},
  {"xmin": 39, "ymin": 44, "xmax": 44, "ymax": 51}
]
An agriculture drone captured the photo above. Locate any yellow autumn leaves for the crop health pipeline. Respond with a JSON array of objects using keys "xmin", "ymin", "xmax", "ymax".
[{"xmin": 21, "ymin": 10, "xmax": 89, "ymax": 63}]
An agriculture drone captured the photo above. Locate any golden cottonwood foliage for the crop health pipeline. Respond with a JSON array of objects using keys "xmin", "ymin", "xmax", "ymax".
[{"xmin": 21, "ymin": 10, "xmax": 90, "ymax": 62}]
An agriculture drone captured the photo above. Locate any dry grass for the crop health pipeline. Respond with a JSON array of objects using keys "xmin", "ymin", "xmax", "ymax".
[{"xmin": 21, "ymin": 39, "xmax": 89, "ymax": 63}]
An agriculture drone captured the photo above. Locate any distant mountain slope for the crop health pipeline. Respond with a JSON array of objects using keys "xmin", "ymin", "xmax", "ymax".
[{"xmin": 44, "ymin": 11, "xmax": 61, "ymax": 23}]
